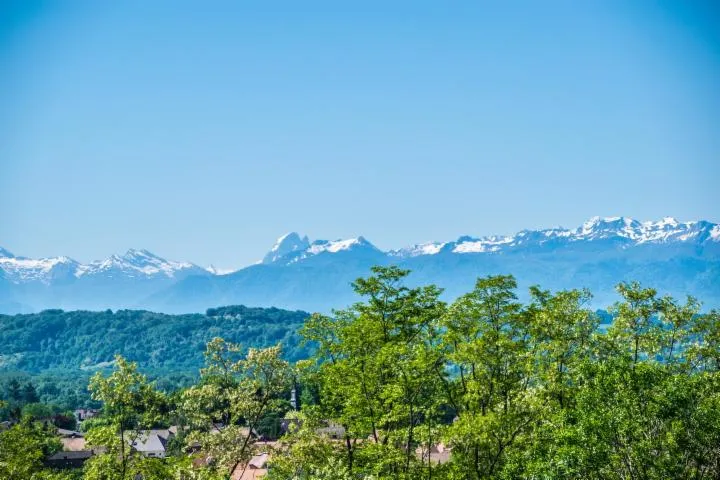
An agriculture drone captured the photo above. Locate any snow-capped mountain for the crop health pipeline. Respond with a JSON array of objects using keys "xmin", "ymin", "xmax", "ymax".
[
  {"xmin": 263, "ymin": 235, "xmax": 381, "ymax": 266},
  {"xmin": 0, "ymin": 249, "xmax": 80, "ymax": 284},
  {"xmin": 75, "ymin": 249, "xmax": 198, "ymax": 279},
  {"xmin": 262, "ymin": 233, "xmax": 310, "ymax": 264},
  {"xmin": 0, "ymin": 248, "xmax": 201, "ymax": 285},
  {"xmin": 2, "ymin": 216, "xmax": 719, "ymax": 314},
  {"xmin": 389, "ymin": 217, "xmax": 720, "ymax": 258},
  {"xmin": 0, "ymin": 249, "xmax": 207, "ymax": 313}
]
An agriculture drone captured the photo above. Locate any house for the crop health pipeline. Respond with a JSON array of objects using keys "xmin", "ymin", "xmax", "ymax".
[
  {"xmin": 61, "ymin": 437, "xmax": 87, "ymax": 452},
  {"xmin": 126, "ymin": 429, "xmax": 175, "ymax": 458},
  {"xmin": 415, "ymin": 443, "xmax": 452, "ymax": 465},
  {"xmin": 45, "ymin": 450, "xmax": 94, "ymax": 469},
  {"xmin": 56, "ymin": 427, "xmax": 87, "ymax": 451},
  {"xmin": 279, "ymin": 418, "xmax": 345, "ymax": 439},
  {"xmin": 74, "ymin": 408, "xmax": 100, "ymax": 422},
  {"xmin": 316, "ymin": 420, "xmax": 345, "ymax": 439},
  {"xmin": 57, "ymin": 428, "xmax": 83, "ymax": 438},
  {"xmin": 231, "ymin": 452, "xmax": 269, "ymax": 480}
]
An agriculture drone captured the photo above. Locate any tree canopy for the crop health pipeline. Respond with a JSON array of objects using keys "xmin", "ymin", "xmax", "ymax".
[{"xmin": 0, "ymin": 267, "xmax": 718, "ymax": 479}]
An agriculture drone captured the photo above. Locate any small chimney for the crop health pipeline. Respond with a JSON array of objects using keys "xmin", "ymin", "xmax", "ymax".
[{"xmin": 290, "ymin": 385, "xmax": 297, "ymax": 410}]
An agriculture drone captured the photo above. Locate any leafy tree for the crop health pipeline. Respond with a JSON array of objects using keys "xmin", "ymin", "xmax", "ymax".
[
  {"xmin": 0, "ymin": 416, "xmax": 62, "ymax": 480},
  {"xmin": 267, "ymin": 411, "xmax": 352, "ymax": 480},
  {"xmin": 7, "ymin": 378, "xmax": 22, "ymax": 401},
  {"xmin": 180, "ymin": 338, "xmax": 292, "ymax": 477},
  {"xmin": 440, "ymin": 275, "xmax": 536, "ymax": 479},
  {"xmin": 84, "ymin": 355, "xmax": 170, "ymax": 480},
  {"xmin": 298, "ymin": 266, "xmax": 446, "ymax": 479},
  {"xmin": 688, "ymin": 310, "xmax": 720, "ymax": 371},
  {"xmin": 607, "ymin": 281, "xmax": 661, "ymax": 365},
  {"xmin": 23, "ymin": 382, "xmax": 40, "ymax": 404},
  {"xmin": 22, "ymin": 402, "xmax": 53, "ymax": 420}
]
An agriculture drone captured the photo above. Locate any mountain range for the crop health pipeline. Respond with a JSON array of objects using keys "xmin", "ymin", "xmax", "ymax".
[{"xmin": 2, "ymin": 216, "xmax": 719, "ymax": 314}]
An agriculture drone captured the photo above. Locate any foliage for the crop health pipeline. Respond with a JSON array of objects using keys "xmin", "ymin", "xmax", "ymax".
[
  {"xmin": 0, "ymin": 416, "xmax": 62, "ymax": 480},
  {"xmin": 179, "ymin": 338, "xmax": 292, "ymax": 477},
  {"xmin": 84, "ymin": 356, "xmax": 170, "ymax": 480},
  {"xmin": 0, "ymin": 305, "xmax": 310, "ymax": 407},
  {"xmin": 0, "ymin": 268, "xmax": 719, "ymax": 479},
  {"xmin": 275, "ymin": 268, "xmax": 720, "ymax": 479},
  {"xmin": 0, "ymin": 305, "xmax": 311, "ymax": 373}
]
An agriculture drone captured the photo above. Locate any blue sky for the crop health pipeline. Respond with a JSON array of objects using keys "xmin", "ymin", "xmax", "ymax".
[{"xmin": 1, "ymin": 1, "xmax": 718, "ymax": 269}]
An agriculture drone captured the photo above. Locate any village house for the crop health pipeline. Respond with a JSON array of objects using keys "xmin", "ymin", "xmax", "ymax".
[
  {"xmin": 315, "ymin": 420, "xmax": 345, "ymax": 439},
  {"xmin": 231, "ymin": 452, "xmax": 269, "ymax": 480},
  {"xmin": 415, "ymin": 442, "xmax": 452, "ymax": 465},
  {"xmin": 57, "ymin": 427, "xmax": 87, "ymax": 452},
  {"xmin": 45, "ymin": 450, "xmax": 94, "ymax": 469},
  {"xmin": 57, "ymin": 428, "xmax": 83, "ymax": 438},
  {"xmin": 74, "ymin": 408, "xmax": 100, "ymax": 422},
  {"xmin": 125, "ymin": 429, "xmax": 175, "ymax": 458},
  {"xmin": 279, "ymin": 418, "xmax": 346, "ymax": 440}
]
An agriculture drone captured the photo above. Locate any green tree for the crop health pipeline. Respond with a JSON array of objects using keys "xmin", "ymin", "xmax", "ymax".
[
  {"xmin": 688, "ymin": 310, "xmax": 720, "ymax": 371},
  {"xmin": 180, "ymin": 338, "xmax": 292, "ymax": 478},
  {"xmin": 23, "ymin": 382, "xmax": 40, "ymax": 404},
  {"xmin": 84, "ymin": 355, "xmax": 170, "ymax": 480},
  {"xmin": 0, "ymin": 416, "xmax": 62, "ymax": 480},
  {"xmin": 440, "ymin": 275, "xmax": 535, "ymax": 480},
  {"xmin": 22, "ymin": 402, "xmax": 53, "ymax": 420},
  {"xmin": 8, "ymin": 378, "xmax": 22, "ymax": 401},
  {"xmin": 607, "ymin": 281, "xmax": 661, "ymax": 365},
  {"xmin": 298, "ymin": 266, "xmax": 446, "ymax": 479}
]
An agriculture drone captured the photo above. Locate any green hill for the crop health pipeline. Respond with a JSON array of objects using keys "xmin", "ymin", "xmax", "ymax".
[{"xmin": 0, "ymin": 305, "xmax": 311, "ymax": 374}]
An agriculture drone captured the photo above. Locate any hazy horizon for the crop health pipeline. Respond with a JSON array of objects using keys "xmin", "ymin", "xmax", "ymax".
[
  {"xmin": 1, "ymin": 214, "xmax": 718, "ymax": 271},
  {"xmin": 2, "ymin": 2, "xmax": 718, "ymax": 269}
]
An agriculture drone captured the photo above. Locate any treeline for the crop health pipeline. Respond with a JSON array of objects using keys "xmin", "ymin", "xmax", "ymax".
[
  {"xmin": 1, "ymin": 266, "xmax": 719, "ymax": 479},
  {"xmin": 0, "ymin": 376, "xmax": 79, "ymax": 428}
]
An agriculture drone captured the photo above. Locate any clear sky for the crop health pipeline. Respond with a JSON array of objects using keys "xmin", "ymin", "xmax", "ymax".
[{"xmin": 1, "ymin": 1, "xmax": 718, "ymax": 269}]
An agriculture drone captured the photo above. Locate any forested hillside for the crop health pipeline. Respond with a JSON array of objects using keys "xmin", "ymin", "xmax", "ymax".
[{"xmin": 0, "ymin": 305, "xmax": 310, "ymax": 373}]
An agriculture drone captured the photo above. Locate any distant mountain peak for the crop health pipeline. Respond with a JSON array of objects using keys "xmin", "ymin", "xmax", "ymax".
[
  {"xmin": 263, "ymin": 232, "xmax": 311, "ymax": 264},
  {"xmin": 307, "ymin": 236, "xmax": 375, "ymax": 254},
  {"xmin": 66, "ymin": 249, "xmax": 199, "ymax": 279},
  {"xmin": 0, "ymin": 253, "xmax": 79, "ymax": 284},
  {"xmin": 124, "ymin": 248, "xmax": 154, "ymax": 257},
  {"xmin": 262, "ymin": 234, "xmax": 380, "ymax": 265},
  {"xmin": 387, "ymin": 216, "xmax": 718, "ymax": 259},
  {"xmin": 1, "ymin": 215, "xmax": 718, "ymax": 314},
  {"xmin": 121, "ymin": 248, "xmax": 168, "ymax": 266}
]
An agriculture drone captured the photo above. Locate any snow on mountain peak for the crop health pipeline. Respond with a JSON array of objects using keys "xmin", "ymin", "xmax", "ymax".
[
  {"xmin": 262, "ymin": 234, "xmax": 379, "ymax": 264},
  {"xmin": 206, "ymin": 264, "xmax": 235, "ymax": 275},
  {"xmin": 73, "ymin": 249, "xmax": 196, "ymax": 278},
  {"xmin": 2, "ymin": 216, "xmax": 716, "ymax": 285},
  {"xmin": 452, "ymin": 235, "xmax": 514, "ymax": 253},
  {"xmin": 263, "ymin": 232, "xmax": 310, "ymax": 264},
  {"xmin": 120, "ymin": 248, "xmax": 174, "ymax": 267},
  {"xmin": 307, "ymin": 237, "xmax": 370, "ymax": 255},
  {"xmin": 390, "ymin": 241, "xmax": 448, "ymax": 258},
  {"xmin": 388, "ymin": 216, "xmax": 718, "ymax": 259},
  {"xmin": 0, "ymin": 254, "xmax": 79, "ymax": 284},
  {"xmin": 711, "ymin": 225, "xmax": 720, "ymax": 241},
  {"xmin": 124, "ymin": 248, "xmax": 155, "ymax": 259}
]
